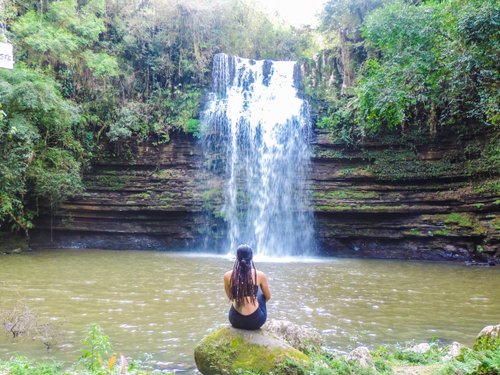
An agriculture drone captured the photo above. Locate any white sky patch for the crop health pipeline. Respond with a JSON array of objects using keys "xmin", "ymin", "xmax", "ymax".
[{"xmin": 255, "ymin": 0, "xmax": 328, "ymax": 27}]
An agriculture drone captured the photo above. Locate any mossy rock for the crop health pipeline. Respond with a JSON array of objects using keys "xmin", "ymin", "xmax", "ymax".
[
  {"xmin": 194, "ymin": 326, "xmax": 311, "ymax": 375},
  {"xmin": 473, "ymin": 324, "xmax": 500, "ymax": 351}
]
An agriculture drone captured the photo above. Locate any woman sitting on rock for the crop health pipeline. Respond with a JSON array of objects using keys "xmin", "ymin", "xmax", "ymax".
[{"xmin": 224, "ymin": 244, "xmax": 271, "ymax": 330}]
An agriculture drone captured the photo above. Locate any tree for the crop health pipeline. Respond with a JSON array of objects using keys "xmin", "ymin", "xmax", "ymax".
[
  {"xmin": 357, "ymin": 0, "xmax": 500, "ymax": 133},
  {"xmin": 0, "ymin": 65, "xmax": 83, "ymax": 235}
]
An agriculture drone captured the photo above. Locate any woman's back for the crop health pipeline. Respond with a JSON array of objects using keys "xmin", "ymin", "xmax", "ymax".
[
  {"xmin": 224, "ymin": 270, "xmax": 271, "ymax": 315},
  {"xmin": 225, "ymin": 244, "xmax": 271, "ymax": 330}
]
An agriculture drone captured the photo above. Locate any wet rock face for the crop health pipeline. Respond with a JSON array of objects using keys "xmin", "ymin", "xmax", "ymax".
[
  {"xmin": 30, "ymin": 133, "xmax": 227, "ymax": 251},
  {"xmin": 310, "ymin": 129, "xmax": 499, "ymax": 263},
  {"xmin": 30, "ymin": 130, "xmax": 499, "ymax": 262}
]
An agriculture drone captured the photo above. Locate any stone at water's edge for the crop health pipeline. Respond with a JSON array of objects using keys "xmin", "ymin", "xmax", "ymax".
[
  {"xmin": 194, "ymin": 321, "xmax": 315, "ymax": 375},
  {"xmin": 474, "ymin": 324, "xmax": 500, "ymax": 351},
  {"xmin": 262, "ymin": 319, "xmax": 322, "ymax": 352},
  {"xmin": 443, "ymin": 341, "xmax": 465, "ymax": 360},
  {"xmin": 347, "ymin": 346, "xmax": 375, "ymax": 370},
  {"xmin": 406, "ymin": 343, "xmax": 431, "ymax": 354}
]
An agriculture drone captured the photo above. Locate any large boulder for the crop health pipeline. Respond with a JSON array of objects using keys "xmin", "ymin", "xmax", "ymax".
[
  {"xmin": 262, "ymin": 319, "xmax": 322, "ymax": 353},
  {"xmin": 194, "ymin": 322, "xmax": 312, "ymax": 375},
  {"xmin": 443, "ymin": 341, "xmax": 465, "ymax": 360},
  {"xmin": 405, "ymin": 343, "xmax": 431, "ymax": 354},
  {"xmin": 346, "ymin": 346, "xmax": 375, "ymax": 370},
  {"xmin": 474, "ymin": 324, "xmax": 500, "ymax": 351}
]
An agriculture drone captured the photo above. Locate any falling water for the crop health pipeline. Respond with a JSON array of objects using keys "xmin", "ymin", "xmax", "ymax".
[{"xmin": 202, "ymin": 53, "xmax": 314, "ymax": 256}]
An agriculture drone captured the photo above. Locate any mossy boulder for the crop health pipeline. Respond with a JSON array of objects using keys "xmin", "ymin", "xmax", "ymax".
[
  {"xmin": 473, "ymin": 324, "xmax": 500, "ymax": 351},
  {"xmin": 194, "ymin": 325, "xmax": 311, "ymax": 375}
]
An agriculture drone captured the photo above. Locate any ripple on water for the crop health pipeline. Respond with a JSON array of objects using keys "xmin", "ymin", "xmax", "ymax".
[{"xmin": 0, "ymin": 250, "xmax": 498, "ymax": 373}]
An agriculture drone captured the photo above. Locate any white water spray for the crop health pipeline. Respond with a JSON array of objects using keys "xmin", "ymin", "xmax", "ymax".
[{"xmin": 202, "ymin": 53, "xmax": 314, "ymax": 256}]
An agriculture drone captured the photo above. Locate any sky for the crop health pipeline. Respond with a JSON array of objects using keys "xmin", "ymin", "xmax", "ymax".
[{"xmin": 255, "ymin": 0, "xmax": 328, "ymax": 27}]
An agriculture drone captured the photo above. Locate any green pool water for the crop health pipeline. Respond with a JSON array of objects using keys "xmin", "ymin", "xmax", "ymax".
[{"xmin": 0, "ymin": 249, "xmax": 498, "ymax": 373}]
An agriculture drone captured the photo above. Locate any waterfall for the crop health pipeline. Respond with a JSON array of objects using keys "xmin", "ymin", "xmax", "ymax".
[{"xmin": 202, "ymin": 53, "xmax": 314, "ymax": 256}]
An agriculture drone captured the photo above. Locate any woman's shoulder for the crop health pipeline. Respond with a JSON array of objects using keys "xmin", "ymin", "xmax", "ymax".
[
  {"xmin": 256, "ymin": 269, "xmax": 267, "ymax": 280},
  {"xmin": 224, "ymin": 270, "xmax": 233, "ymax": 279}
]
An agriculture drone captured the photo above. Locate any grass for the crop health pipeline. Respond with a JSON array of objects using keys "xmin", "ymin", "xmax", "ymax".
[
  {"xmin": 445, "ymin": 213, "xmax": 474, "ymax": 227},
  {"xmin": 0, "ymin": 357, "xmax": 63, "ymax": 375},
  {"xmin": 129, "ymin": 192, "xmax": 152, "ymax": 200},
  {"xmin": 313, "ymin": 189, "xmax": 379, "ymax": 200},
  {"xmin": 448, "ymin": 213, "xmax": 487, "ymax": 235},
  {"xmin": 314, "ymin": 204, "xmax": 405, "ymax": 212},
  {"xmin": 84, "ymin": 175, "xmax": 130, "ymax": 190},
  {"xmin": 472, "ymin": 179, "xmax": 500, "ymax": 195},
  {"xmin": 213, "ymin": 339, "xmax": 500, "ymax": 375}
]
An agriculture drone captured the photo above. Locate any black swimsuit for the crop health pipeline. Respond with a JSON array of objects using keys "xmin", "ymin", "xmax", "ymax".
[{"xmin": 228, "ymin": 286, "xmax": 267, "ymax": 330}]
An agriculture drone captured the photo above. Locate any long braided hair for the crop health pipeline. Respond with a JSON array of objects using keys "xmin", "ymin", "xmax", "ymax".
[{"xmin": 229, "ymin": 244, "xmax": 257, "ymax": 307}]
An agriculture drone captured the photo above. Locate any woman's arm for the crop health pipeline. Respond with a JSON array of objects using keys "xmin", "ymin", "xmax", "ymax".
[
  {"xmin": 224, "ymin": 271, "xmax": 232, "ymax": 300},
  {"xmin": 259, "ymin": 271, "xmax": 271, "ymax": 301}
]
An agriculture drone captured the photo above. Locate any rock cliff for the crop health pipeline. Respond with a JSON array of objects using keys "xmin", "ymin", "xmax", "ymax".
[
  {"xmin": 30, "ymin": 133, "xmax": 226, "ymax": 250},
  {"xmin": 311, "ymin": 129, "xmax": 499, "ymax": 262},
  {"xmin": 30, "ymin": 130, "xmax": 499, "ymax": 262}
]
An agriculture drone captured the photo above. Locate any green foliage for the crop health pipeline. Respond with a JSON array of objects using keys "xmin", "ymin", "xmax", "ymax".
[
  {"xmin": 313, "ymin": 189, "xmax": 378, "ymax": 199},
  {"xmin": 445, "ymin": 213, "xmax": 474, "ymax": 228},
  {"xmin": 82, "ymin": 51, "xmax": 119, "ymax": 78},
  {"xmin": 358, "ymin": 0, "xmax": 500, "ymax": 132},
  {"xmin": 365, "ymin": 149, "xmax": 454, "ymax": 181},
  {"xmin": 84, "ymin": 174, "xmax": 129, "ymax": 190},
  {"xmin": 79, "ymin": 323, "xmax": 112, "ymax": 373},
  {"xmin": 0, "ymin": 65, "xmax": 83, "ymax": 233},
  {"xmin": 439, "ymin": 345, "xmax": 500, "ymax": 375},
  {"xmin": 13, "ymin": 0, "xmax": 107, "ymax": 66},
  {"xmin": 0, "ymin": 323, "xmax": 163, "ymax": 374},
  {"xmin": 320, "ymin": 0, "xmax": 387, "ymax": 33},
  {"xmin": 29, "ymin": 148, "xmax": 83, "ymax": 208},
  {"xmin": 0, "ymin": 356, "xmax": 63, "ymax": 375},
  {"xmin": 465, "ymin": 133, "xmax": 500, "ymax": 176},
  {"xmin": 107, "ymin": 101, "xmax": 149, "ymax": 142},
  {"xmin": 373, "ymin": 343, "xmax": 444, "ymax": 365},
  {"xmin": 316, "ymin": 96, "xmax": 363, "ymax": 147},
  {"xmin": 312, "ymin": 0, "xmax": 499, "ymax": 147}
]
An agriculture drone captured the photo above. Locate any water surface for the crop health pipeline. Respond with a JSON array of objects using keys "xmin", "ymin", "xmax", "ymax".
[{"xmin": 0, "ymin": 250, "xmax": 498, "ymax": 373}]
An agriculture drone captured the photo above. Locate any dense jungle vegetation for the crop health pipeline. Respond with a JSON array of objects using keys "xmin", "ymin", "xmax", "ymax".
[{"xmin": 0, "ymin": 0, "xmax": 499, "ymax": 235}]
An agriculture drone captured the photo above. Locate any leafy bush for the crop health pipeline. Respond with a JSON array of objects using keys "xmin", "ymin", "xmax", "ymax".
[
  {"xmin": 0, "ymin": 357, "xmax": 63, "ymax": 375},
  {"xmin": 78, "ymin": 323, "xmax": 112, "ymax": 373},
  {"xmin": 0, "ymin": 65, "xmax": 83, "ymax": 233},
  {"xmin": 358, "ymin": 0, "xmax": 499, "ymax": 133}
]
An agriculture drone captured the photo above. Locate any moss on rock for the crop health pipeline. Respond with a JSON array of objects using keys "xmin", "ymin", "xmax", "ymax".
[
  {"xmin": 473, "ymin": 324, "xmax": 500, "ymax": 351},
  {"xmin": 194, "ymin": 326, "xmax": 311, "ymax": 375}
]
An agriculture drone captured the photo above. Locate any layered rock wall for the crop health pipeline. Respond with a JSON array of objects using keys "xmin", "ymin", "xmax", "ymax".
[
  {"xmin": 31, "ymin": 131, "xmax": 499, "ymax": 262},
  {"xmin": 30, "ymin": 133, "xmax": 225, "ymax": 250},
  {"xmin": 311, "ymin": 129, "xmax": 499, "ymax": 262}
]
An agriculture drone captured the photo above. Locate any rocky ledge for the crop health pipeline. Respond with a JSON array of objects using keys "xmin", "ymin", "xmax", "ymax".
[
  {"xmin": 29, "ymin": 130, "xmax": 499, "ymax": 263},
  {"xmin": 311, "ymin": 129, "xmax": 499, "ymax": 263},
  {"xmin": 30, "ymin": 133, "xmax": 226, "ymax": 250}
]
